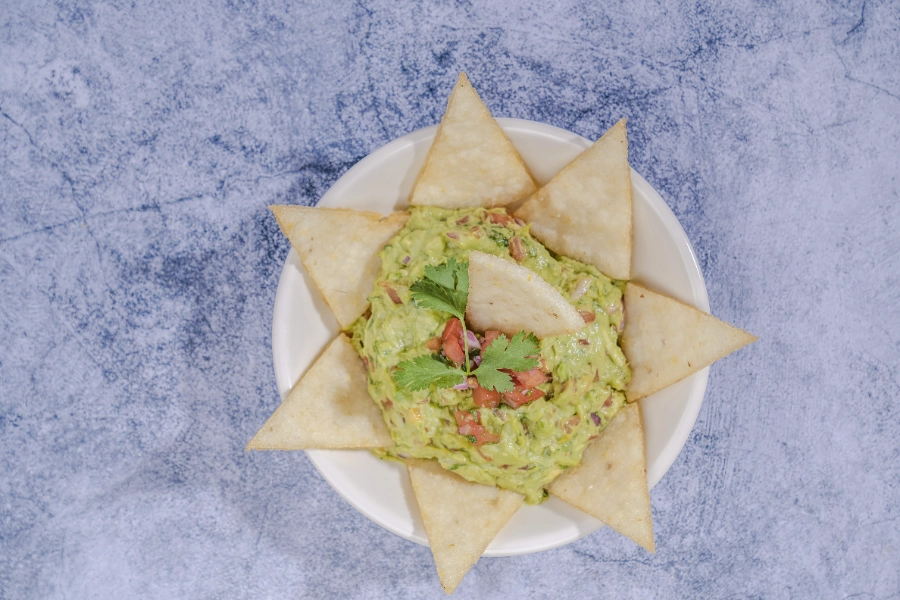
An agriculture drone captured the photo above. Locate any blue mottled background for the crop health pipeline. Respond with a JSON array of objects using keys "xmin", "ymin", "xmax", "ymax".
[{"xmin": 1, "ymin": 1, "xmax": 898, "ymax": 598}]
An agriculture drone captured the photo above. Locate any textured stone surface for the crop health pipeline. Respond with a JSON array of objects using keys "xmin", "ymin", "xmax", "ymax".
[{"xmin": 1, "ymin": 1, "xmax": 898, "ymax": 598}]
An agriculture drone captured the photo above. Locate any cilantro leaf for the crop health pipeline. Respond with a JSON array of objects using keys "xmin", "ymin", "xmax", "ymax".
[
  {"xmin": 473, "ymin": 332, "xmax": 541, "ymax": 392},
  {"xmin": 408, "ymin": 280, "xmax": 464, "ymax": 320},
  {"xmin": 424, "ymin": 257, "xmax": 467, "ymax": 293},
  {"xmin": 392, "ymin": 354, "xmax": 466, "ymax": 391},
  {"xmin": 487, "ymin": 229, "xmax": 509, "ymax": 247},
  {"xmin": 410, "ymin": 258, "xmax": 468, "ymax": 321}
]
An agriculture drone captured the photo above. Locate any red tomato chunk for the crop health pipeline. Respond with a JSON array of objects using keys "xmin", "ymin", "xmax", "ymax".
[
  {"xmin": 441, "ymin": 318, "xmax": 466, "ymax": 366},
  {"xmin": 472, "ymin": 383, "xmax": 502, "ymax": 408},
  {"xmin": 510, "ymin": 368, "xmax": 548, "ymax": 388},
  {"xmin": 454, "ymin": 410, "xmax": 501, "ymax": 446},
  {"xmin": 502, "ymin": 386, "xmax": 545, "ymax": 409}
]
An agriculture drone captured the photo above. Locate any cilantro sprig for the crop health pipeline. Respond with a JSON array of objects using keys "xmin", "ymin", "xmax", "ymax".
[
  {"xmin": 409, "ymin": 258, "xmax": 468, "ymax": 322},
  {"xmin": 393, "ymin": 259, "xmax": 540, "ymax": 393},
  {"xmin": 392, "ymin": 354, "xmax": 465, "ymax": 391},
  {"xmin": 472, "ymin": 331, "xmax": 540, "ymax": 393}
]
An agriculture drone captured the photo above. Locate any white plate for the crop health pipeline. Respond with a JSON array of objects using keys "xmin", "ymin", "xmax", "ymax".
[{"xmin": 271, "ymin": 119, "xmax": 710, "ymax": 556}]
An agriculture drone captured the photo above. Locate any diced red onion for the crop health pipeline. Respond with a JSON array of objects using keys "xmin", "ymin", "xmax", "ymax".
[
  {"xmin": 514, "ymin": 217, "xmax": 526, "ymax": 226},
  {"xmin": 454, "ymin": 381, "xmax": 470, "ymax": 391},
  {"xmin": 590, "ymin": 412, "xmax": 601, "ymax": 426},
  {"xmin": 465, "ymin": 330, "xmax": 481, "ymax": 350},
  {"xmin": 446, "ymin": 232, "xmax": 459, "ymax": 239},
  {"xmin": 473, "ymin": 355, "xmax": 482, "ymax": 367},
  {"xmin": 402, "ymin": 255, "xmax": 410, "ymax": 264}
]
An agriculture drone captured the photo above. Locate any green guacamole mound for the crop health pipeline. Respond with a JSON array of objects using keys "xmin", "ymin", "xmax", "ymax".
[{"xmin": 348, "ymin": 206, "xmax": 631, "ymax": 504}]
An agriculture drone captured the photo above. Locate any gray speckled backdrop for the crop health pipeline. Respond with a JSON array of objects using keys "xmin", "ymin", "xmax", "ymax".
[{"xmin": 1, "ymin": 1, "xmax": 898, "ymax": 598}]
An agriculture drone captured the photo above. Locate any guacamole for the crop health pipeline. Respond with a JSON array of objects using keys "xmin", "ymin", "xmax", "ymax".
[{"xmin": 348, "ymin": 206, "xmax": 631, "ymax": 504}]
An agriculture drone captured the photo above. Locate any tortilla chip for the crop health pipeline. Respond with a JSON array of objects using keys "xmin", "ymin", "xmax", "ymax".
[
  {"xmin": 270, "ymin": 206, "xmax": 409, "ymax": 329},
  {"xmin": 514, "ymin": 118, "xmax": 633, "ymax": 280},
  {"xmin": 246, "ymin": 334, "xmax": 392, "ymax": 450},
  {"xmin": 466, "ymin": 250, "xmax": 584, "ymax": 338},
  {"xmin": 407, "ymin": 459, "xmax": 523, "ymax": 594},
  {"xmin": 548, "ymin": 402, "xmax": 654, "ymax": 551},
  {"xmin": 622, "ymin": 283, "xmax": 758, "ymax": 401},
  {"xmin": 410, "ymin": 73, "xmax": 537, "ymax": 208}
]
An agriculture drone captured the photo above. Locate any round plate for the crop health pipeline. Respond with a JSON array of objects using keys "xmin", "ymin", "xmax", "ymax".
[{"xmin": 271, "ymin": 119, "xmax": 710, "ymax": 556}]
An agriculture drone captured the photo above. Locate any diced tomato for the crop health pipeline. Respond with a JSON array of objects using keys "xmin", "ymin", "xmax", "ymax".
[
  {"xmin": 578, "ymin": 310, "xmax": 596, "ymax": 323},
  {"xmin": 488, "ymin": 212, "xmax": 513, "ymax": 226},
  {"xmin": 454, "ymin": 410, "xmax": 472, "ymax": 426},
  {"xmin": 441, "ymin": 318, "xmax": 466, "ymax": 366},
  {"xmin": 472, "ymin": 383, "xmax": 502, "ymax": 408},
  {"xmin": 442, "ymin": 317, "xmax": 463, "ymax": 342},
  {"xmin": 509, "ymin": 236, "xmax": 526, "ymax": 261},
  {"xmin": 478, "ymin": 430, "xmax": 500, "ymax": 445},
  {"xmin": 510, "ymin": 368, "xmax": 548, "ymax": 388},
  {"xmin": 502, "ymin": 386, "xmax": 545, "ymax": 409},
  {"xmin": 454, "ymin": 410, "xmax": 501, "ymax": 446},
  {"xmin": 442, "ymin": 337, "xmax": 465, "ymax": 366}
]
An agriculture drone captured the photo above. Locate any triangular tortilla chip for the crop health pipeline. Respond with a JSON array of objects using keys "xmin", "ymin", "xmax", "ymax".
[
  {"xmin": 407, "ymin": 459, "xmax": 523, "ymax": 594},
  {"xmin": 548, "ymin": 402, "xmax": 654, "ymax": 551},
  {"xmin": 622, "ymin": 283, "xmax": 757, "ymax": 401},
  {"xmin": 246, "ymin": 334, "xmax": 392, "ymax": 449},
  {"xmin": 514, "ymin": 118, "xmax": 633, "ymax": 280},
  {"xmin": 270, "ymin": 206, "xmax": 409, "ymax": 329},
  {"xmin": 410, "ymin": 73, "xmax": 537, "ymax": 208},
  {"xmin": 466, "ymin": 250, "xmax": 584, "ymax": 338}
]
